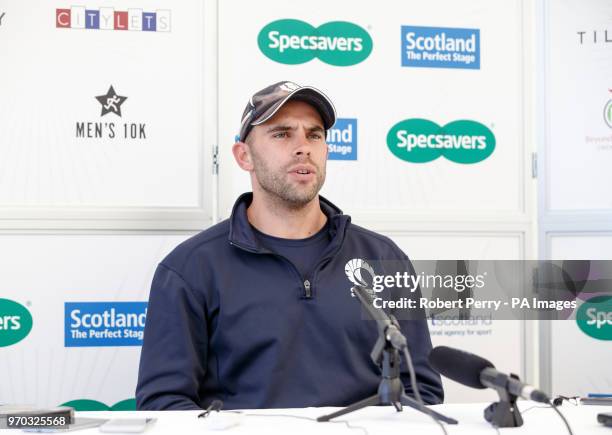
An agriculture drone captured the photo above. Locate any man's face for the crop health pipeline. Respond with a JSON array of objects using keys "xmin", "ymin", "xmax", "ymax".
[{"xmin": 245, "ymin": 100, "xmax": 328, "ymax": 208}]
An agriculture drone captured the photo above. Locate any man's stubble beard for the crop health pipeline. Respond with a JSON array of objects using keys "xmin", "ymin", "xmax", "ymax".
[{"xmin": 250, "ymin": 147, "xmax": 326, "ymax": 209}]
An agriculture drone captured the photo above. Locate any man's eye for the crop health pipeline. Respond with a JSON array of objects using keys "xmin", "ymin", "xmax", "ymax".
[
  {"xmin": 309, "ymin": 134, "xmax": 322, "ymax": 140},
  {"xmin": 273, "ymin": 132, "xmax": 288, "ymax": 138}
]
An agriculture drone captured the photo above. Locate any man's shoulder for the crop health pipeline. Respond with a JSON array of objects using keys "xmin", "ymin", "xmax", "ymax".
[
  {"xmin": 161, "ymin": 219, "xmax": 230, "ymax": 269},
  {"xmin": 345, "ymin": 222, "xmax": 407, "ymax": 259}
]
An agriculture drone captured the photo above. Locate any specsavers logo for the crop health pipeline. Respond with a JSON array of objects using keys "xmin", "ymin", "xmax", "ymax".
[
  {"xmin": 387, "ymin": 118, "xmax": 495, "ymax": 164},
  {"xmin": 576, "ymin": 295, "xmax": 612, "ymax": 341},
  {"xmin": 258, "ymin": 19, "xmax": 373, "ymax": 66},
  {"xmin": 0, "ymin": 298, "xmax": 33, "ymax": 347}
]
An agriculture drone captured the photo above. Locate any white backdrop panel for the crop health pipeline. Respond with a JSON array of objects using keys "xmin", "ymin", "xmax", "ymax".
[
  {"xmin": 385, "ymin": 233, "xmax": 522, "ymax": 261},
  {"xmin": 218, "ymin": 0, "xmax": 524, "ymax": 218},
  {"xmin": 388, "ymin": 233, "xmax": 524, "ymax": 403},
  {"xmin": 549, "ymin": 234, "xmax": 612, "ymax": 396},
  {"xmin": 545, "ymin": 0, "xmax": 612, "ymax": 211},
  {"xmin": 0, "ymin": 1, "xmax": 204, "ymax": 208},
  {"xmin": 0, "ymin": 233, "xmax": 193, "ymax": 408}
]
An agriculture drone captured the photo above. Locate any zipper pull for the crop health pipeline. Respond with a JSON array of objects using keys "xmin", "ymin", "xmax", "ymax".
[{"xmin": 303, "ymin": 280, "xmax": 312, "ymax": 299}]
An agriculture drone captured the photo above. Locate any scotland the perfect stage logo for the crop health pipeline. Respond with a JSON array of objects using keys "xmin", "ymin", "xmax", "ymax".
[
  {"xmin": 64, "ymin": 302, "xmax": 147, "ymax": 347},
  {"xmin": 401, "ymin": 25, "xmax": 480, "ymax": 69},
  {"xmin": 327, "ymin": 118, "xmax": 357, "ymax": 160}
]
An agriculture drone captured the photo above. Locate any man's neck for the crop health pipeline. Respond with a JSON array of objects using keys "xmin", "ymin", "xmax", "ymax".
[{"xmin": 246, "ymin": 192, "xmax": 328, "ymax": 239}]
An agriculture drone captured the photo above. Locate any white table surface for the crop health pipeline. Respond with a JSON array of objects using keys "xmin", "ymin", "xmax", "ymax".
[{"xmin": 4, "ymin": 402, "xmax": 612, "ymax": 435}]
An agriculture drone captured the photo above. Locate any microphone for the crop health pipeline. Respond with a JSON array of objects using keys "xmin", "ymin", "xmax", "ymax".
[
  {"xmin": 352, "ymin": 286, "xmax": 407, "ymax": 351},
  {"xmin": 429, "ymin": 346, "xmax": 550, "ymax": 404}
]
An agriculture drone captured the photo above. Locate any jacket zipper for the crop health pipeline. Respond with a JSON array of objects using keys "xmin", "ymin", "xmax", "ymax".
[
  {"xmin": 304, "ymin": 242, "xmax": 344, "ymax": 299},
  {"xmin": 230, "ymin": 228, "xmax": 345, "ymax": 300},
  {"xmin": 229, "ymin": 240, "xmax": 313, "ymax": 299}
]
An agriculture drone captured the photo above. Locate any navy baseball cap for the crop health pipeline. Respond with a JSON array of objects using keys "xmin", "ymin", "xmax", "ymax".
[{"xmin": 239, "ymin": 81, "xmax": 336, "ymax": 143}]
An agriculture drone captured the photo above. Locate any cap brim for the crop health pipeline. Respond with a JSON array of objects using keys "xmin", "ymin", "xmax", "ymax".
[{"xmin": 251, "ymin": 86, "xmax": 336, "ymax": 131}]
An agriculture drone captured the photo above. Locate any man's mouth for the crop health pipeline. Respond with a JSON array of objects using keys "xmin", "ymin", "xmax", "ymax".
[
  {"xmin": 287, "ymin": 165, "xmax": 317, "ymax": 182},
  {"xmin": 288, "ymin": 164, "xmax": 316, "ymax": 176}
]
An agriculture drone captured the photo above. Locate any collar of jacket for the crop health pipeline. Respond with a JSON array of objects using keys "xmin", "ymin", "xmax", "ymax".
[{"xmin": 228, "ymin": 192, "xmax": 351, "ymax": 254}]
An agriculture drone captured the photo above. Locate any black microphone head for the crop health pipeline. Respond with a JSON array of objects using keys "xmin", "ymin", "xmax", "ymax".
[{"xmin": 429, "ymin": 346, "xmax": 494, "ymax": 389}]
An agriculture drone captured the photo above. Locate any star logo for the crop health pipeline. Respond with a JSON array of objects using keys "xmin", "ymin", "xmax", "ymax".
[{"xmin": 95, "ymin": 85, "xmax": 127, "ymax": 117}]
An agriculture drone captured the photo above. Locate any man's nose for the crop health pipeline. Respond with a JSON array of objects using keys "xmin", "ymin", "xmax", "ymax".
[
  {"xmin": 294, "ymin": 148, "xmax": 311, "ymax": 157},
  {"xmin": 293, "ymin": 134, "xmax": 312, "ymax": 157}
]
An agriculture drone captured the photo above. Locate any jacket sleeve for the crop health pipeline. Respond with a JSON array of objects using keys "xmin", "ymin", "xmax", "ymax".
[{"xmin": 136, "ymin": 263, "xmax": 208, "ymax": 410}]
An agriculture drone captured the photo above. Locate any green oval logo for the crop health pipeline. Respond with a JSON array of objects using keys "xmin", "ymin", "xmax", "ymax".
[
  {"xmin": 60, "ymin": 398, "xmax": 137, "ymax": 411},
  {"xmin": 576, "ymin": 295, "xmax": 612, "ymax": 340},
  {"xmin": 258, "ymin": 19, "xmax": 372, "ymax": 66},
  {"xmin": 258, "ymin": 19, "xmax": 316, "ymax": 65},
  {"xmin": 387, "ymin": 119, "xmax": 442, "ymax": 163},
  {"xmin": 0, "ymin": 298, "xmax": 33, "ymax": 347},
  {"xmin": 386, "ymin": 118, "xmax": 495, "ymax": 164},
  {"xmin": 605, "ymin": 98, "xmax": 612, "ymax": 128}
]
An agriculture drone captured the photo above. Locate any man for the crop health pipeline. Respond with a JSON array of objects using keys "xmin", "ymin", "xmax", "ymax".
[{"xmin": 136, "ymin": 81, "xmax": 443, "ymax": 410}]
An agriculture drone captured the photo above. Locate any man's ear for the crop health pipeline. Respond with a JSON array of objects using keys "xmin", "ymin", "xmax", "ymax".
[{"xmin": 232, "ymin": 141, "xmax": 254, "ymax": 171}]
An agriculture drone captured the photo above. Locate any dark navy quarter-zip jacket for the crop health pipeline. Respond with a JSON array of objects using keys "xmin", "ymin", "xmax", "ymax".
[{"xmin": 135, "ymin": 193, "xmax": 444, "ymax": 410}]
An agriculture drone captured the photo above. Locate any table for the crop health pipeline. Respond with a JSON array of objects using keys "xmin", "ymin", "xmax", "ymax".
[{"xmin": 5, "ymin": 402, "xmax": 612, "ymax": 434}]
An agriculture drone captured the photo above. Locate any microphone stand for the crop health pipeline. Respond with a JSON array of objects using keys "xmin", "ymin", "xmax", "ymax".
[
  {"xmin": 483, "ymin": 373, "xmax": 524, "ymax": 427},
  {"xmin": 317, "ymin": 287, "xmax": 457, "ymax": 425}
]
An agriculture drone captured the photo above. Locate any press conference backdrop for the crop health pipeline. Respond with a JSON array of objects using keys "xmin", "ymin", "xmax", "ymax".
[
  {"xmin": 0, "ymin": 0, "xmax": 609, "ymax": 411},
  {"xmin": 219, "ymin": 0, "xmax": 530, "ymax": 406},
  {"xmin": 540, "ymin": 0, "xmax": 612, "ymax": 397}
]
